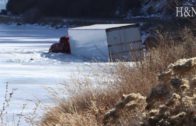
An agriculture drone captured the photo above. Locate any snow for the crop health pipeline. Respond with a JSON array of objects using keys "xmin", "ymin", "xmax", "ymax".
[
  {"xmin": 0, "ymin": 24, "xmax": 117, "ymax": 125},
  {"xmin": 70, "ymin": 24, "xmax": 136, "ymax": 30}
]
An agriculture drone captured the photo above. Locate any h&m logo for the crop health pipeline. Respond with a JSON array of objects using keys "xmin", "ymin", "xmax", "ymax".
[{"xmin": 176, "ymin": 6, "xmax": 196, "ymax": 17}]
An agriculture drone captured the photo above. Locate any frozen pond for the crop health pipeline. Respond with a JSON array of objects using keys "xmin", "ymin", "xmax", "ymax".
[{"xmin": 0, "ymin": 24, "xmax": 114, "ymax": 125}]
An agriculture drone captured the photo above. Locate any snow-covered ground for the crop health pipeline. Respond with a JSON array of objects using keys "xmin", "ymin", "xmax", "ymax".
[{"xmin": 0, "ymin": 24, "xmax": 115, "ymax": 125}]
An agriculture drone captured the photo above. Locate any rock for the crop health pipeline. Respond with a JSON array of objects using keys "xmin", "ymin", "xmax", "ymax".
[
  {"xmin": 143, "ymin": 57, "xmax": 196, "ymax": 126},
  {"xmin": 104, "ymin": 57, "xmax": 196, "ymax": 126},
  {"xmin": 149, "ymin": 109, "xmax": 159, "ymax": 116},
  {"xmin": 169, "ymin": 57, "xmax": 196, "ymax": 76},
  {"xmin": 170, "ymin": 78, "xmax": 183, "ymax": 89},
  {"xmin": 180, "ymin": 81, "xmax": 190, "ymax": 92},
  {"xmin": 146, "ymin": 84, "xmax": 170, "ymax": 108},
  {"xmin": 159, "ymin": 105, "xmax": 169, "ymax": 114},
  {"xmin": 103, "ymin": 93, "xmax": 146, "ymax": 125},
  {"xmin": 193, "ymin": 115, "xmax": 196, "ymax": 122},
  {"xmin": 166, "ymin": 93, "xmax": 181, "ymax": 107},
  {"xmin": 170, "ymin": 112, "xmax": 186, "ymax": 121},
  {"xmin": 158, "ymin": 70, "xmax": 172, "ymax": 82},
  {"xmin": 190, "ymin": 76, "xmax": 196, "ymax": 88},
  {"xmin": 103, "ymin": 108, "xmax": 117, "ymax": 124}
]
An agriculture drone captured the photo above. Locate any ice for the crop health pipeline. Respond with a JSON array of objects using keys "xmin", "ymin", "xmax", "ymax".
[{"xmin": 0, "ymin": 24, "xmax": 116, "ymax": 125}]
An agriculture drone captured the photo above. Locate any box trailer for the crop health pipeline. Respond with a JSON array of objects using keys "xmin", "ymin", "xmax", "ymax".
[{"xmin": 68, "ymin": 24, "xmax": 143, "ymax": 61}]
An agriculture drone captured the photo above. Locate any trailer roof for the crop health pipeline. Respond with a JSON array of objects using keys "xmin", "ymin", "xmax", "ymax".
[{"xmin": 70, "ymin": 24, "xmax": 137, "ymax": 30}]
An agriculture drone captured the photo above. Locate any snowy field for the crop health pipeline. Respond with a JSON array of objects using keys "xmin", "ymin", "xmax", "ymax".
[{"xmin": 0, "ymin": 24, "xmax": 115, "ymax": 125}]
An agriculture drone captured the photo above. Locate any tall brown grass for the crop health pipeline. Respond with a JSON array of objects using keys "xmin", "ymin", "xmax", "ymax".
[{"xmin": 41, "ymin": 28, "xmax": 196, "ymax": 126}]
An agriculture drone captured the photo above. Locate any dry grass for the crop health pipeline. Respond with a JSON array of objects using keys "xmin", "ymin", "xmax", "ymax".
[
  {"xmin": 0, "ymin": 83, "xmax": 15, "ymax": 125},
  {"xmin": 0, "ymin": 84, "xmax": 41, "ymax": 126},
  {"xmin": 41, "ymin": 28, "xmax": 196, "ymax": 126},
  {"xmin": 0, "ymin": 83, "xmax": 26, "ymax": 126}
]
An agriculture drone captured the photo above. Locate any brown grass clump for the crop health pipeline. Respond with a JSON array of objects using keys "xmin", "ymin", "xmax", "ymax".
[
  {"xmin": 41, "ymin": 87, "xmax": 120, "ymax": 126},
  {"xmin": 42, "ymin": 108, "xmax": 98, "ymax": 126},
  {"xmin": 41, "ymin": 28, "xmax": 196, "ymax": 126}
]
